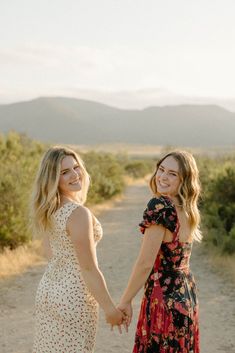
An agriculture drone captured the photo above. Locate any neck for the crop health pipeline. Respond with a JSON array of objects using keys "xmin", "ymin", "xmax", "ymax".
[
  {"xmin": 60, "ymin": 193, "xmax": 79, "ymax": 204},
  {"xmin": 159, "ymin": 193, "xmax": 182, "ymax": 207},
  {"xmin": 171, "ymin": 196, "xmax": 182, "ymax": 207}
]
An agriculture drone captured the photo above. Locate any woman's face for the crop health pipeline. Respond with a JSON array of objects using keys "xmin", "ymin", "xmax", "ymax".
[
  {"xmin": 155, "ymin": 156, "xmax": 181, "ymax": 197},
  {"xmin": 58, "ymin": 155, "xmax": 82, "ymax": 197}
]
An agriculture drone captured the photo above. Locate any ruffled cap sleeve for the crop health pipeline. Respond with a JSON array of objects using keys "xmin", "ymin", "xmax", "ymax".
[{"xmin": 139, "ymin": 196, "xmax": 177, "ymax": 234}]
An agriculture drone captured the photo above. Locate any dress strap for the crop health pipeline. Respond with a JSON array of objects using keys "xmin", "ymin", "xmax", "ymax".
[{"xmin": 64, "ymin": 202, "xmax": 81, "ymax": 221}]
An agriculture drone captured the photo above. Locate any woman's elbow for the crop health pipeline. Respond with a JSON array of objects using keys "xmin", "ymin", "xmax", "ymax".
[{"xmin": 136, "ymin": 260, "xmax": 154, "ymax": 273}]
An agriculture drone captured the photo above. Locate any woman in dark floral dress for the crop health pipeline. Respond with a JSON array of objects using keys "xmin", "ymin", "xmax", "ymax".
[{"xmin": 119, "ymin": 151, "xmax": 201, "ymax": 353}]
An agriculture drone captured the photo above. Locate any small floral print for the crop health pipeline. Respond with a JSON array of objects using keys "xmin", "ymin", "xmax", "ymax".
[
  {"xmin": 164, "ymin": 277, "xmax": 171, "ymax": 285},
  {"xmin": 155, "ymin": 203, "xmax": 165, "ymax": 211},
  {"xmin": 139, "ymin": 196, "xmax": 177, "ymax": 234},
  {"xmin": 33, "ymin": 202, "xmax": 102, "ymax": 353},
  {"xmin": 142, "ymin": 329, "xmax": 147, "ymax": 336}
]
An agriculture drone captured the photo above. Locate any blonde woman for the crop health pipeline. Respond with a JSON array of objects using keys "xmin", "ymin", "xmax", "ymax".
[
  {"xmin": 119, "ymin": 151, "xmax": 200, "ymax": 353},
  {"xmin": 31, "ymin": 146, "xmax": 125, "ymax": 353}
]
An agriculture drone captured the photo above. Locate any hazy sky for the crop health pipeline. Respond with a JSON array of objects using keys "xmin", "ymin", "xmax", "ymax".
[{"xmin": 1, "ymin": 0, "xmax": 235, "ymax": 104}]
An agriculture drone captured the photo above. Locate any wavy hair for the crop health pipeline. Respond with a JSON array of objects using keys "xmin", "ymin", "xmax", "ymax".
[
  {"xmin": 30, "ymin": 146, "xmax": 90, "ymax": 235},
  {"xmin": 150, "ymin": 150, "xmax": 202, "ymax": 241}
]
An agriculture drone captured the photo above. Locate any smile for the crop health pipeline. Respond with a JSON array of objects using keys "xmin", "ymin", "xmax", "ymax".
[
  {"xmin": 70, "ymin": 179, "xmax": 80, "ymax": 185},
  {"xmin": 158, "ymin": 181, "xmax": 169, "ymax": 187}
]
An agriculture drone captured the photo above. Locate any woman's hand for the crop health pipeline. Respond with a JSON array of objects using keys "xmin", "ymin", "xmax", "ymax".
[
  {"xmin": 118, "ymin": 301, "xmax": 133, "ymax": 328},
  {"xmin": 105, "ymin": 307, "xmax": 126, "ymax": 332}
]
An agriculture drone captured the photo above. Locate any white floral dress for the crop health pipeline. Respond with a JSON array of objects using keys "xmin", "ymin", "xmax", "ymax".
[{"xmin": 33, "ymin": 202, "xmax": 103, "ymax": 353}]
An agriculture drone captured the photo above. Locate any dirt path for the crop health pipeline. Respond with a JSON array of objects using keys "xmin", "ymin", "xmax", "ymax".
[{"xmin": 0, "ymin": 182, "xmax": 235, "ymax": 353}]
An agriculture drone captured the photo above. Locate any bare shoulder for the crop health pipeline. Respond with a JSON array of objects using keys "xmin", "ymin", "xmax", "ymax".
[
  {"xmin": 70, "ymin": 205, "xmax": 91, "ymax": 219},
  {"xmin": 68, "ymin": 205, "xmax": 92, "ymax": 227}
]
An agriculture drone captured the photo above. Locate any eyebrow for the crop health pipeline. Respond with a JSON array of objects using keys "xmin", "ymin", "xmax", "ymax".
[
  {"xmin": 159, "ymin": 165, "xmax": 179, "ymax": 174},
  {"xmin": 61, "ymin": 164, "xmax": 79, "ymax": 173}
]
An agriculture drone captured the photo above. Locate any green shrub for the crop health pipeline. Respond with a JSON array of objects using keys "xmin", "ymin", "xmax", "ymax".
[
  {"xmin": 124, "ymin": 159, "xmax": 153, "ymax": 178},
  {"xmin": 84, "ymin": 151, "xmax": 125, "ymax": 204},
  {"xmin": 200, "ymin": 157, "xmax": 235, "ymax": 254},
  {"xmin": 222, "ymin": 226, "xmax": 235, "ymax": 254},
  {"xmin": 0, "ymin": 132, "xmax": 45, "ymax": 249}
]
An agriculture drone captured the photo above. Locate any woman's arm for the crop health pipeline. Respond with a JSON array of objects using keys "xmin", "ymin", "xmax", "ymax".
[
  {"xmin": 119, "ymin": 224, "xmax": 165, "ymax": 316},
  {"xmin": 67, "ymin": 206, "xmax": 124, "ymax": 326}
]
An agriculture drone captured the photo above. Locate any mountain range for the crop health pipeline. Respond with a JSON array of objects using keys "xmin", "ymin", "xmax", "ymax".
[{"xmin": 0, "ymin": 97, "xmax": 234, "ymax": 147}]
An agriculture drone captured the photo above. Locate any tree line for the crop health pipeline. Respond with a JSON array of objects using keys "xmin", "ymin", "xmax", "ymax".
[{"xmin": 0, "ymin": 132, "xmax": 234, "ymax": 254}]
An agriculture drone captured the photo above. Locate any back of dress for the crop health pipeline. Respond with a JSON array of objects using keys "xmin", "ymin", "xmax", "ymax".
[
  {"xmin": 134, "ymin": 196, "xmax": 200, "ymax": 353},
  {"xmin": 33, "ymin": 202, "xmax": 102, "ymax": 353}
]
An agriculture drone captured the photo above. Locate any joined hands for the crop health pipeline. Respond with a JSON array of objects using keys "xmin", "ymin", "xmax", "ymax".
[{"xmin": 105, "ymin": 302, "xmax": 132, "ymax": 333}]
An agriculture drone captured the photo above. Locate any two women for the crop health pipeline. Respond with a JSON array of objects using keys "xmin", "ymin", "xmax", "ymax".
[{"xmin": 32, "ymin": 147, "xmax": 200, "ymax": 353}]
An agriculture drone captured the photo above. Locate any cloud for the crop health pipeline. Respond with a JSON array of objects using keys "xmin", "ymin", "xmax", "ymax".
[
  {"xmin": 0, "ymin": 42, "xmax": 235, "ymax": 101},
  {"xmin": 0, "ymin": 45, "xmax": 155, "ymax": 100}
]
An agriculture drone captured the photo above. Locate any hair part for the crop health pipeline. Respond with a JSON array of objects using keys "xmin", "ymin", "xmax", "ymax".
[
  {"xmin": 30, "ymin": 146, "xmax": 90, "ymax": 235},
  {"xmin": 150, "ymin": 150, "xmax": 202, "ymax": 241}
]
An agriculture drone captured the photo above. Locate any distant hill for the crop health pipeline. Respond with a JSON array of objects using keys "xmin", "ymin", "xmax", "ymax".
[{"xmin": 0, "ymin": 97, "xmax": 234, "ymax": 147}]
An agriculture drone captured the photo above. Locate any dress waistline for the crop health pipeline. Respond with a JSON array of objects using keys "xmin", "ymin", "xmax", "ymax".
[{"xmin": 158, "ymin": 267, "xmax": 190, "ymax": 274}]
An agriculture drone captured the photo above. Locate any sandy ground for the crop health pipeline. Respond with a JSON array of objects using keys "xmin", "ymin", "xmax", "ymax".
[{"xmin": 0, "ymin": 182, "xmax": 235, "ymax": 353}]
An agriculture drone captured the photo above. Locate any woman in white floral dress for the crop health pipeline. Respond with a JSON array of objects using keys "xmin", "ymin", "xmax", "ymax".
[{"xmin": 31, "ymin": 146, "xmax": 125, "ymax": 353}]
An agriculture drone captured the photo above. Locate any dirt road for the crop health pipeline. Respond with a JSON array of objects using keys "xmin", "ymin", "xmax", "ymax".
[{"xmin": 0, "ymin": 182, "xmax": 235, "ymax": 353}]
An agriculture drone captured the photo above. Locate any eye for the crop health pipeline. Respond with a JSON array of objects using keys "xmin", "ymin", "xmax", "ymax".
[
  {"xmin": 74, "ymin": 165, "xmax": 80, "ymax": 172},
  {"xmin": 170, "ymin": 172, "xmax": 177, "ymax": 176}
]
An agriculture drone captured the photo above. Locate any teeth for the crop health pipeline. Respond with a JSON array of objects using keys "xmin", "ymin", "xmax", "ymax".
[
  {"xmin": 71, "ymin": 180, "xmax": 80, "ymax": 185},
  {"xmin": 159, "ymin": 182, "xmax": 169, "ymax": 187}
]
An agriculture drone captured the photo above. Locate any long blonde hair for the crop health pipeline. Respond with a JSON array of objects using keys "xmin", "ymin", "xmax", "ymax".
[
  {"xmin": 30, "ymin": 146, "xmax": 90, "ymax": 235},
  {"xmin": 150, "ymin": 150, "xmax": 202, "ymax": 241}
]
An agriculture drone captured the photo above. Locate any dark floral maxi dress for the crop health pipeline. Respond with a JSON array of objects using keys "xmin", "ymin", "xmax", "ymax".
[{"xmin": 133, "ymin": 196, "xmax": 200, "ymax": 353}]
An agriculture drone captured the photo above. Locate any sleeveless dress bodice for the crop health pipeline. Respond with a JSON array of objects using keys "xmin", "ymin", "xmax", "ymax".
[{"xmin": 33, "ymin": 202, "xmax": 102, "ymax": 353}]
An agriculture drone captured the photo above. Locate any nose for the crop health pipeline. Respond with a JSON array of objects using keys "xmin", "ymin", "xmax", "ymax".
[
  {"xmin": 72, "ymin": 168, "xmax": 80, "ymax": 178},
  {"xmin": 160, "ymin": 171, "xmax": 168, "ymax": 181}
]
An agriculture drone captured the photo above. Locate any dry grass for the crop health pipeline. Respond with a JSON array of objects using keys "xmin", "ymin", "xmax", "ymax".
[
  {"xmin": 90, "ymin": 194, "xmax": 124, "ymax": 216},
  {"xmin": 205, "ymin": 245, "xmax": 235, "ymax": 284},
  {"xmin": 69, "ymin": 143, "xmax": 164, "ymax": 157},
  {"xmin": 124, "ymin": 175, "xmax": 150, "ymax": 186},
  {"xmin": 69, "ymin": 143, "xmax": 235, "ymax": 158},
  {"xmin": 0, "ymin": 240, "xmax": 45, "ymax": 279}
]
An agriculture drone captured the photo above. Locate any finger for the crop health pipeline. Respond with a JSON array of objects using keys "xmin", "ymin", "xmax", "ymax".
[
  {"xmin": 121, "ymin": 315, "xmax": 128, "ymax": 332},
  {"xmin": 122, "ymin": 312, "xmax": 128, "ymax": 319},
  {"xmin": 125, "ymin": 315, "xmax": 131, "ymax": 327},
  {"xmin": 118, "ymin": 325, "xmax": 122, "ymax": 334},
  {"xmin": 124, "ymin": 320, "xmax": 128, "ymax": 333}
]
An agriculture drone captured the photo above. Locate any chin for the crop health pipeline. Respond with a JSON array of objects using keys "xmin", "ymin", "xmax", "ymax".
[
  {"xmin": 71, "ymin": 182, "xmax": 82, "ymax": 190},
  {"xmin": 158, "ymin": 188, "xmax": 169, "ymax": 195}
]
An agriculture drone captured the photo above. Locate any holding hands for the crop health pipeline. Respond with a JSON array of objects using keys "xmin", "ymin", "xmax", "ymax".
[
  {"xmin": 105, "ymin": 302, "xmax": 132, "ymax": 333},
  {"xmin": 118, "ymin": 300, "xmax": 133, "ymax": 328}
]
